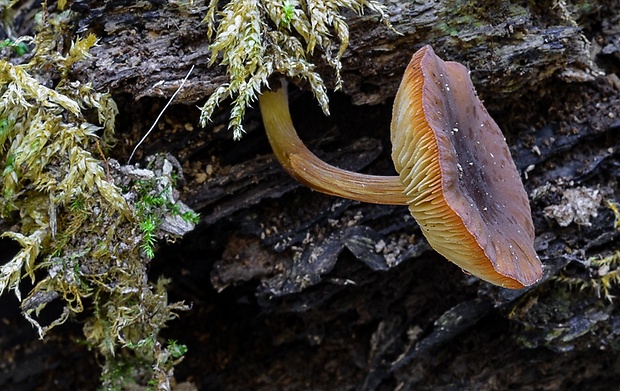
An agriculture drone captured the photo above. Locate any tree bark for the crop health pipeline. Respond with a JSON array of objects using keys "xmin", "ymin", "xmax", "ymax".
[
  {"xmin": 73, "ymin": 0, "xmax": 597, "ymax": 109},
  {"xmin": 1, "ymin": 0, "xmax": 620, "ymax": 390}
]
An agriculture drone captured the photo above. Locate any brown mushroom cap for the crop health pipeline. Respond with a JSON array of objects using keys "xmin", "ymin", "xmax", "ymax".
[{"xmin": 391, "ymin": 45, "xmax": 542, "ymax": 288}]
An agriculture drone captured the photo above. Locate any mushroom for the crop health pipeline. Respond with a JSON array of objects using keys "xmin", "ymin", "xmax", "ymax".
[
  {"xmin": 259, "ymin": 84, "xmax": 410, "ymax": 205},
  {"xmin": 258, "ymin": 45, "xmax": 542, "ymax": 289}
]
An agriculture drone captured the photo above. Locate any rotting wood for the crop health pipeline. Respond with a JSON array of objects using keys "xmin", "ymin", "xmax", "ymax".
[{"xmin": 0, "ymin": 0, "xmax": 619, "ymax": 390}]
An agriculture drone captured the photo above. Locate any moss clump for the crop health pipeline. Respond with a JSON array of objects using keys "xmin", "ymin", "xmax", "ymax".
[
  {"xmin": 200, "ymin": 0, "xmax": 395, "ymax": 139},
  {"xmin": 1, "ymin": 4, "xmax": 195, "ymax": 389},
  {"xmin": 551, "ymin": 201, "xmax": 620, "ymax": 301}
]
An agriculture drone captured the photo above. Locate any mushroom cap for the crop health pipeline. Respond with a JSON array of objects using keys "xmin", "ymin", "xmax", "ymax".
[{"xmin": 391, "ymin": 45, "xmax": 542, "ymax": 288}]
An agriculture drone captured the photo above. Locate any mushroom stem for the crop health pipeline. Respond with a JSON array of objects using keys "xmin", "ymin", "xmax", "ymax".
[{"xmin": 259, "ymin": 85, "xmax": 410, "ymax": 205}]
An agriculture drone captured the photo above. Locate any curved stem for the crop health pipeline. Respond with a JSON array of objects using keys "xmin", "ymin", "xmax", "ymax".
[{"xmin": 259, "ymin": 85, "xmax": 409, "ymax": 205}]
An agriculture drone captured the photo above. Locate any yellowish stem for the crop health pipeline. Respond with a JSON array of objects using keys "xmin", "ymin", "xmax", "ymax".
[{"xmin": 259, "ymin": 86, "xmax": 409, "ymax": 205}]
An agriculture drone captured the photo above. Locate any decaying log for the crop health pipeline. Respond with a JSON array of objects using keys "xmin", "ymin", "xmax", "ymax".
[
  {"xmin": 1, "ymin": 0, "xmax": 619, "ymax": 390},
  {"xmin": 70, "ymin": 0, "xmax": 598, "ymax": 109}
]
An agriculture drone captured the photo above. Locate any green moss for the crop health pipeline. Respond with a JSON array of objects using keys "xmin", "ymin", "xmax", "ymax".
[
  {"xmin": 0, "ymin": 38, "xmax": 29, "ymax": 56},
  {"xmin": 437, "ymin": 0, "xmax": 530, "ymax": 44},
  {"xmin": 553, "ymin": 202, "xmax": 620, "ymax": 301},
  {"xmin": 199, "ymin": 0, "xmax": 395, "ymax": 139},
  {"xmin": 0, "ymin": 4, "xmax": 194, "ymax": 389}
]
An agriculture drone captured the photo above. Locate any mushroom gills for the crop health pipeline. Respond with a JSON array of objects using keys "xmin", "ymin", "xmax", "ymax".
[{"xmin": 391, "ymin": 45, "xmax": 542, "ymax": 288}]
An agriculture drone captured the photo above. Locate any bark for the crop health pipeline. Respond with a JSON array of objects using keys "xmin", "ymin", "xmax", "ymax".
[
  {"xmin": 72, "ymin": 0, "xmax": 596, "ymax": 109},
  {"xmin": 1, "ymin": 0, "xmax": 620, "ymax": 390}
]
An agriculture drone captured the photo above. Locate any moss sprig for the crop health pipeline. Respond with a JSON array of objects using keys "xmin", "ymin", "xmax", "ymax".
[
  {"xmin": 0, "ymin": 36, "xmax": 125, "ymax": 302},
  {"xmin": 0, "ymin": 5, "xmax": 196, "ymax": 388},
  {"xmin": 553, "ymin": 201, "xmax": 620, "ymax": 301},
  {"xmin": 200, "ymin": 0, "xmax": 394, "ymax": 139}
]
